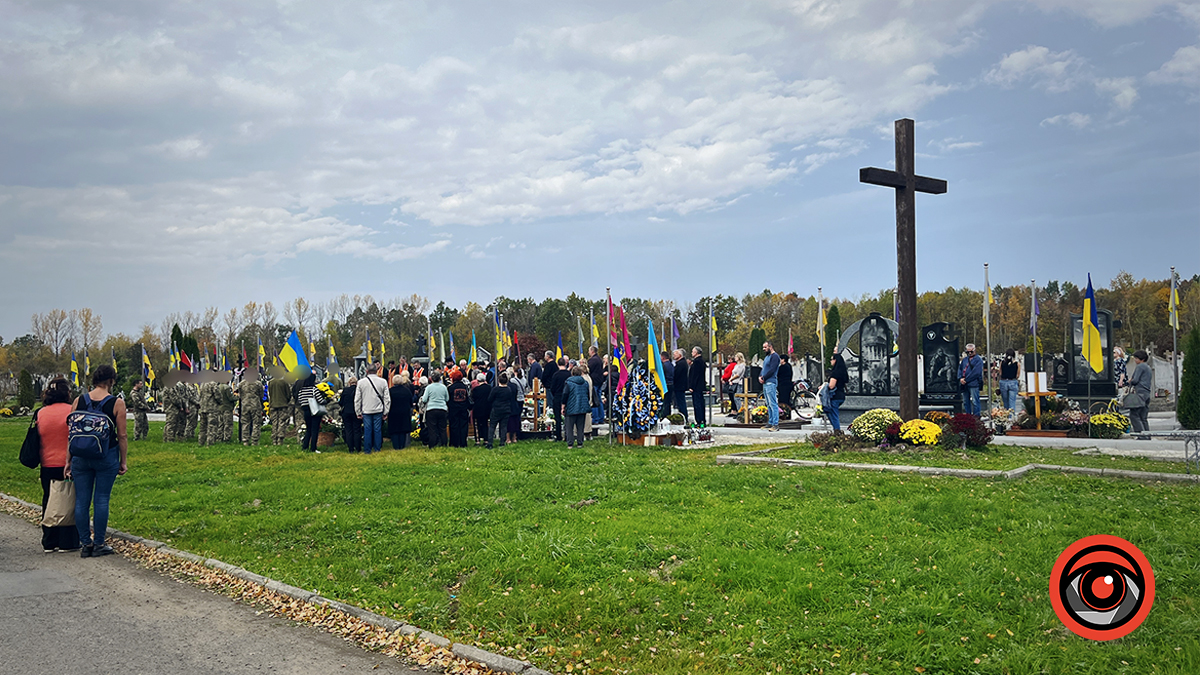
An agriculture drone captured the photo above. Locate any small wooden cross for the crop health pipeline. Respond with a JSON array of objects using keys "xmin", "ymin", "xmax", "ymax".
[
  {"xmin": 526, "ymin": 378, "xmax": 548, "ymax": 431},
  {"xmin": 860, "ymin": 118, "xmax": 947, "ymax": 420}
]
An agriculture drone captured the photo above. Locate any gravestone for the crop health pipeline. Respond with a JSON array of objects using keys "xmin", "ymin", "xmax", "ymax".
[
  {"xmin": 353, "ymin": 348, "xmax": 369, "ymax": 379},
  {"xmin": 1066, "ymin": 308, "xmax": 1116, "ymax": 402},
  {"xmin": 921, "ymin": 322, "xmax": 961, "ymax": 412},
  {"xmin": 833, "ymin": 312, "xmax": 900, "ymax": 422}
]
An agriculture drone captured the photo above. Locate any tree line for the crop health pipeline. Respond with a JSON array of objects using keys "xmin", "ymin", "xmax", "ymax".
[{"xmin": 2, "ymin": 272, "xmax": 1194, "ymax": 393}]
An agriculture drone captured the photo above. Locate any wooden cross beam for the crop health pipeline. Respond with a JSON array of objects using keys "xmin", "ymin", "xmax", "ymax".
[{"xmin": 860, "ymin": 118, "xmax": 947, "ymax": 421}]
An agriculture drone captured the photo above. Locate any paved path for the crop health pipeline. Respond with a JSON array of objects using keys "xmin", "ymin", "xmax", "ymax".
[{"xmin": 0, "ymin": 512, "xmax": 423, "ymax": 675}]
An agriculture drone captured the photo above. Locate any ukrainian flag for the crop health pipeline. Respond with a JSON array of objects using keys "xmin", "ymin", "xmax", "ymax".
[
  {"xmin": 710, "ymin": 313, "xmax": 718, "ymax": 355},
  {"xmin": 449, "ymin": 331, "xmax": 456, "ymax": 361},
  {"xmin": 469, "ymin": 331, "xmax": 477, "ymax": 364},
  {"xmin": 258, "ymin": 338, "xmax": 266, "ymax": 368},
  {"xmin": 328, "ymin": 338, "xmax": 338, "ymax": 370},
  {"xmin": 556, "ymin": 332, "xmax": 563, "ymax": 361},
  {"xmin": 647, "ymin": 321, "xmax": 667, "ymax": 395},
  {"xmin": 1082, "ymin": 274, "xmax": 1103, "ymax": 374},
  {"xmin": 279, "ymin": 329, "xmax": 311, "ymax": 377},
  {"xmin": 70, "ymin": 352, "xmax": 79, "ymax": 387}
]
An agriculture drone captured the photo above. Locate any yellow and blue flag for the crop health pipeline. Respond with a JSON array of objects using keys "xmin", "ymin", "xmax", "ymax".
[
  {"xmin": 556, "ymin": 332, "xmax": 563, "ymax": 361},
  {"xmin": 1169, "ymin": 275, "xmax": 1180, "ymax": 330},
  {"xmin": 111, "ymin": 347, "xmax": 117, "ymax": 373},
  {"xmin": 279, "ymin": 329, "xmax": 311, "ymax": 377},
  {"xmin": 142, "ymin": 345, "xmax": 155, "ymax": 385},
  {"xmin": 84, "ymin": 349, "xmax": 90, "ymax": 379},
  {"xmin": 1082, "ymin": 274, "xmax": 1103, "ymax": 374},
  {"xmin": 469, "ymin": 331, "xmax": 478, "ymax": 364},
  {"xmin": 327, "ymin": 338, "xmax": 338, "ymax": 371},
  {"xmin": 258, "ymin": 338, "xmax": 266, "ymax": 368},
  {"xmin": 449, "ymin": 330, "xmax": 456, "ymax": 362},
  {"xmin": 709, "ymin": 311, "xmax": 718, "ymax": 356},
  {"xmin": 70, "ymin": 352, "xmax": 79, "ymax": 386},
  {"xmin": 647, "ymin": 321, "xmax": 667, "ymax": 395}
]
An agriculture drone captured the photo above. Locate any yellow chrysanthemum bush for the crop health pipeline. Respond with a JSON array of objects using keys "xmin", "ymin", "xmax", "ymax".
[
  {"xmin": 899, "ymin": 419, "xmax": 941, "ymax": 446},
  {"xmin": 849, "ymin": 408, "xmax": 903, "ymax": 443}
]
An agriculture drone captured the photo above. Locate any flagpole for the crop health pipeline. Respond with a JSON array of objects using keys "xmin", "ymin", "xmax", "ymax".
[
  {"xmin": 1031, "ymin": 280, "xmax": 1038, "ymax": 385},
  {"xmin": 1172, "ymin": 266, "xmax": 1179, "ymax": 424},
  {"xmin": 984, "ymin": 261, "xmax": 993, "ymax": 420},
  {"xmin": 606, "ymin": 287, "xmax": 613, "ymax": 446},
  {"xmin": 700, "ymin": 299, "xmax": 710, "ymax": 425},
  {"xmin": 818, "ymin": 287, "xmax": 826, "ymax": 387}
]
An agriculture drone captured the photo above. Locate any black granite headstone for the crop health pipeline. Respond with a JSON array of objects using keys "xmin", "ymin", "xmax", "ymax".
[{"xmin": 922, "ymin": 322, "xmax": 959, "ymax": 395}]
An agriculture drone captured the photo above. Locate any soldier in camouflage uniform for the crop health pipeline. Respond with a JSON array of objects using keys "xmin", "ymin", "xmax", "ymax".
[
  {"xmin": 130, "ymin": 380, "xmax": 151, "ymax": 441},
  {"xmin": 198, "ymin": 380, "xmax": 218, "ymax": 446},
  {"xmin": 184, "ymin": 383, "xmax": 200, "ymax": 440},
  {"xmin": 164, "ymin": 382, "xmax": 188, "ymax": 442},
  {"xmin": 237, "ymin": 373, "xmax": 265, "ymax": 445},
  {"xmin": 266, "ymin": 371, "xmax": 291, "ymax": 445},
  {"xmin": 216, "ymin": 378, "xmax": 237, "ymax": 443}
]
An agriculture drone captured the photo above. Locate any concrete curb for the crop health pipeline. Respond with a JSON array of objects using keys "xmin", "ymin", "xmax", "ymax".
[
  {"xmin": 715, "ymin": 453, "xmax": 1200, "ymax": 484},
  {"xmin": 0, "ymin": 491, "xmax": 551, "ymax": 675}
]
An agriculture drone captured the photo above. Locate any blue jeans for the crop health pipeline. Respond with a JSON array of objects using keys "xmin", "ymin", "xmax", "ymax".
[
  {"xmin": 71, "ymin": 454, "xmax": 120, "ymax": 547},
  {"xmin": 763, "ymin": 380, "xmax": 779, "ymax": 426},
  {"xmin": 592, "ymin": 384, "xmax": 604, "ymax": 425},
  {"xmin": 962, "ymin": 386, "xmax": 981, "ymax": 416},
  {"xmin": 362, "ymin": 413, "xmax": 383, "ymax": 453},
  {"xmin": 998, "ymin": 380, "xmax": 1019, "ymax": 412},
  {"xmin": 827, "ymin": 398, "xmax": 843, "ymax": 431}
]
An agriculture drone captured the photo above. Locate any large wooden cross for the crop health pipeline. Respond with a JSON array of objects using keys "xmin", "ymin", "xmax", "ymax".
[{"xmin": 860, "ymin": 118, "xmax": 947, "ymax": 421}]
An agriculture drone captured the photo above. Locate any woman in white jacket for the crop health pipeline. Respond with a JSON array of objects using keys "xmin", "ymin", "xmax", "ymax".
[{"xmin": 728, "ymin": 352, "xmax": 747, "ymax": 415}]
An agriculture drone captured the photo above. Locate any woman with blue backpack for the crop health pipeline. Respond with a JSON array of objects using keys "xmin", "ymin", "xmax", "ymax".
[{"xmin": 64, "ymin": 364, "xmax": 128, "ymax": 558}]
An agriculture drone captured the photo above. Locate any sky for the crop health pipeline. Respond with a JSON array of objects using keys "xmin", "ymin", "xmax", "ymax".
[{"xmin": 1, "ymin": 0, "xmax": 1197, "ymax": 340}]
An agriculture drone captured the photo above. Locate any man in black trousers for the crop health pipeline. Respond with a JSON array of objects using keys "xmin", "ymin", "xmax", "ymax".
[
  {"xmin": 688, "ymin": 346, "xmax": 707, "ymax": 425},
  {"xmin": 672, "ymin": 349, "xmax": 689, "ymax": 423}
]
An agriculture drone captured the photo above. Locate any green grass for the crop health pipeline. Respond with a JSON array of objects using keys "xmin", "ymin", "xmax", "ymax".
[
  {"xmin": 763, "ymin": 443, "xmax": 1191, "ymax": 474},
  {"xmin": 2, "ymin": 418, "xmax": 1197, "ymax": 674}
]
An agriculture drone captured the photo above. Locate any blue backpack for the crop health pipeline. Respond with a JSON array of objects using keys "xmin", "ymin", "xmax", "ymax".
[{"xmin": 67, "ymin": 395, "xmax": 115, "ymax": 460}]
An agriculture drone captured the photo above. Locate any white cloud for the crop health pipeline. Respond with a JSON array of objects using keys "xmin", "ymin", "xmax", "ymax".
[
  {"xmin": 985, "ymin": 46, "xmax": 1085, "ymax": 92},
  {"xmin": 149, "ymin": 136, "xmax": 211, "ymax": 159},
  {"xmin": 1148, "ymin": 45, "xmax": 1200, "ymax": 88},
  {"xmin": 1041, "ymin": 112, "xmax": 1093, "ymax": 129},
  {"xmin": 1094, "ymin": 76, "xmax": 1139, "ymax": 110}
]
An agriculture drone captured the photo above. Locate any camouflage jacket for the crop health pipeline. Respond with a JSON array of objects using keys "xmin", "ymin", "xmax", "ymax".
[
  {"xmin": 130, "ymin": 387, "xmax": 151, "ymax": 412},
  {"xmin": 237, "ymin": 379, "xmax": 264, "ymax": 412},
  {"xmin": 216, "ymin": 383, "xmax": 237, "ymax": 411}
]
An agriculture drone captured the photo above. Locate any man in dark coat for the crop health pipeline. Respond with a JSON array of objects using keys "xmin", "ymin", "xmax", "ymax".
[
  {"xmin": 339, "ymin": 377, "xmax": 362, "ymax": 452},
  {"xmin": 660, "ymin": 351, "xmax": 675, "ymax": 418},
  {"xmin": 777, "ymin": 354, "xmax": 794, "ymax": 412},
  {"xmin": 549, "ymin": 357, "xmax": 571, "ymax": 441},
  {"xmin": 672, "ymin": 349, "xmax": 689, "ymax": 423},
  {"xmin": 470, "ymin": 374, "xmax": 492, "ymax": 445},
  {"xmin": 587, "ymin": 346, "xmax": 605, "ymax": 425},
  {"xmin": 446, "ymin": 371, "xmax": 471, "ymax": 447},
  {"xmin": 527, "ymin": 354, "xmax": 542, "ymax": 383},
  {"xmin": 688, "ymin": 347, "xmax": 707, "ymax": 425}
]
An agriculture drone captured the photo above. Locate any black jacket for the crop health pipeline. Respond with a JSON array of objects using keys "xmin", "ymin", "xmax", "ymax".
[
  {"xmin": 528, "ymin": 361, "xmax": 543, "ymax": 382},
  {"xmin": 587, "ymin": 355, "xmax": 604, "ymax": 387},
  {"xmin": 339, "ymin": 385, "xmax": 357, "ymax": 419},
  {"xmin": 447, "ymin": 381, "xmax": 470, "ymax": 419},
  {"xmin": 778, "ymin": 362, "xmax": 793, "ymax": 400},
  {"xmin": 673, "ymin": 358, "xmax": 688, "ymax": 393},
  {"xmin": 550, "ymin": 368, "xmax": 571, "ymax": 399},
  {"xmin": 471, "ymin": 383, "xmax": 492, "ymax": 419},
  {"xmin": 387, "ymin": 385, "xmax": 413, "ymax": 437},
  {"xmin": 687, "ymin": 356, "xmax": 706, "ymax": 392},
  {"xmin": 488, "ymin": 383, "xmax": 517, "ymax": 420},
  {"xmin": 541, "ymin": 360, "xmax": 558, "ymax": 393}
]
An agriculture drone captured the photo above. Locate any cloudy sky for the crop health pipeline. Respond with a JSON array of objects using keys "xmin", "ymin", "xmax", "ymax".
[{"xmin": 1, "ymin": 0, "xmax": 1196, "ymax": 339}]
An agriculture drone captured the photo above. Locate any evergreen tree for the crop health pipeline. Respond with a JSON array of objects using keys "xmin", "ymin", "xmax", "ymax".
[
  {"xmin": 18, "ymin": 369, "xmax": 34, "ymax": 410},
  {"xmin": 824, "ymin": 305, "xmax": 841, "ymax": 361},
  {"xmin": 749, "ymin": 328, "xmax": 767, "ymax": 361},
  {"xmin": 1179, "ymin": 326, "xmax": 1200, "ymax": 430}
]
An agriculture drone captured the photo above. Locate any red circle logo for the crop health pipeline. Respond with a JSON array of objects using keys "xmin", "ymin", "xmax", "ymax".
[{"xmin": 1049, "ymin": 535, "xmax": 1154, "ymax": 641}]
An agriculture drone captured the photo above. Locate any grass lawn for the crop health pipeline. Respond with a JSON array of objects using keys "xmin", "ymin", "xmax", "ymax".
[
  {"xmin": 1, "ymin": 418, "xmax": 1197, "ymax": 674},
  {"xmin": 761, "ymin": 442, "xmax": 1192, "ymax": 474}
]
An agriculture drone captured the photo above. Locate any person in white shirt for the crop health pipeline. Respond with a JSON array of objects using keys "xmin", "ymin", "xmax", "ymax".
[{"xmin": 354, "ymin": 363, "xmax": 391, "ymax": 454}]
